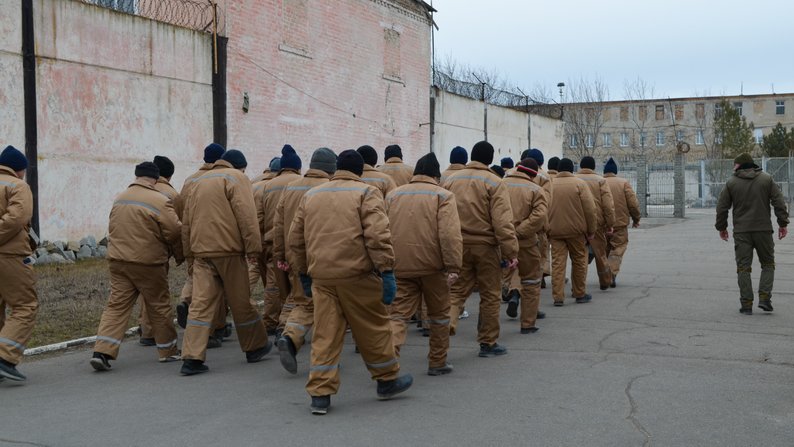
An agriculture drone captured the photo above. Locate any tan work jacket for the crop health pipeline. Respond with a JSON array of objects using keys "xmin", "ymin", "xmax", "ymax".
[
  {"xmin": 548, "ymin": 172, "xmax": 598, "ymax": 239},
  {"xmin": 604, "ymin": 173, "xmax": 641, "ymax": 228},
  {"xmin": 175, "ymin": 163, "xmax": 213, "ymax": 220},
  {"xmin": 361, "ymin": 164, "xmax": 397, "ymax": 198},
  {"xmin": 0, "ymin": 166, "xmax": 34, "ymax": 257},
  {"xmin": 252, "ymin": 171, "xmax": 278, "ymax": 240},
  {"xmin": 504, "ymin": 171, "xmax": 548, "ymax": 246},
  {"xmin": 154, "ymin": 178, "xmax": 179, "ymax": 203},
  {"xmin": 576, "ymin": 168, "xmax": 616, "ymax": 229},
  {"xmin": 272, "ymin": 169, "xmax": 330, "ymax": 263},
  {"xmin": 379, "ymin": 157, "xmax": 413, "ymax": 186},
  {"xmin": 440, "ymin": 164, "xmax": 465, "ymax": 184},
  {"xmin": 261, "ymin": 169, "xmax": 301, "ymax": 245}
]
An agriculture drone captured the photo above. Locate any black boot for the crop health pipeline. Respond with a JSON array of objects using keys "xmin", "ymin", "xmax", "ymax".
[
  {"xmin": 0, "ymin": 358, "xmax": 27, "ymax": 381},
  {"xmin": 180, "ymin": 359, "xmax": 208, "ymax": 376},
  {"xmin": 89, "ymin": 352, "xmax": 112, "ymax": 372},
  {"xmin": 246, "ymin": 341, "xmax": 274, "ymax": 363},
  {"xmin": 376, "ymin": 374, "xmax": 414, "ymax": 400},
  {"xmin": 506, "ymin": 290, "xmax": 520, "ymax": 318},
  {"xmin": 311, "ymin": 395, "xmax": 331, "ymax": 415},
  {"xmin": 277, "ymin": 336, "xmax": 298, "ymax": 374},
  {"xmin": 176, "ymin": 301, "xmax": 189, "ymax": 329}
]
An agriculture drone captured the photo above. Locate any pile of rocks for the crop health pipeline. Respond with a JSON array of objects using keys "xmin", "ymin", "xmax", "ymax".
[{"xmin": 35, "ymin": 236, "xmax": 108, "ymax": 265}]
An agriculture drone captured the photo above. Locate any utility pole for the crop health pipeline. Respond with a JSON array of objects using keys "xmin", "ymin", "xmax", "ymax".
[
  {"xmin": 517, "ymin": 87, "xmax": 530, "ymax": 149},
  {"xmin": 473, "ymin": 74, "xmax": 487, "ymax": 141}
]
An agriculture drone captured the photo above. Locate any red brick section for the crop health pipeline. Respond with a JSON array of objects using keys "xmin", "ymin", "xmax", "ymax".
[{"xmin": 225, "ymin": 0, "xmax": 432, "ymax": 172}]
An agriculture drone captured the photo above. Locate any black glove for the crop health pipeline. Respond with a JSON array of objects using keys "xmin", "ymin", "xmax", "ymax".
[{"xmin": 299, "ymin": 273, "xmax": 313, "ymax": 298}]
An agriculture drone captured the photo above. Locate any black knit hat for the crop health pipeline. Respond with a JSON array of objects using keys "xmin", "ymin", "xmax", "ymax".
[
  {"xmin": 135, "ymin": 161, "xmax": 160, "ymax": 180},
  {"xmin": 385, "ymin": 144, "xmax": 403, "ymax": 160},
  {"xmin": 490, "ymin": 165, "xmax": 505, "ymax": 178},
  {"xmin": 471, "ymin": 141, "xmax": 494, "ymax": 165},
  {"xmin": 580, "ymin": 156, "xmax": 596, "ymax": 170},
  {"xmin": 527, "ymin": 148, "xmax": 544, "ymax": 166},
  {"xmin": 500, "ymin": 157, "xmax": 514, "ymax": 169},
  {"xmin": 558, "ymin": 158, "xmax": 574, "ymax": 173},
  {"xmin": 357, "ymin": 145, "xmax": 378, "ymax": 166},
  {"xmin": 603, "ymin": 157, "xmax": 618, "ymax": 175},
  {"xmin": 222, "ymin": 149, "xmax": 248, "ymax": 169},
  {"xmin": 548, "ymin": 156, "xmax": 560, "ymax": 171},
  {"xmin": 153, "ymin": 155, "xmax": 175, "ymax": 178},
  {"xmin": 0, "ymin": 145, "xmax": 28, "ymax": 171},
  {"xmin": 280, "ymin": 144, "xmax": 302, "ymax": 171},
  {"xmin": 450, "ymin": 146, "xmax": 468, "ymax": 164},
  {"xmin": 204, "ymin": 143, "xmax": 225, "ymax": 163},
  {"xmin": 337, "ymin": 150, "xmax": 364, "ymax": 176},
  {"xmin": 413, "ymin": 153, "xmax": 441, "ymax": 178}
]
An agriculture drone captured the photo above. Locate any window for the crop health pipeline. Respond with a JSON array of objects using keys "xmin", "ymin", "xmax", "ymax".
[
  {"xmin": 603, "ymin": 133, "xmax": 612, "ymax": 148},
  {"xmin": 620, "ymin": 107, "xmax": 628, "ymax": 122},
  {"xmin": 695, "ymin": 129, "xmax": 704, "ymax": 145},
  {"xmin": 695, "ymin": 103, "xmax": 705, "ymax": 119},
  {"xmin": 570, "ymin": 135, "xmax": 578, "ymax": 148},
  {"xmin": 676, "ymin": 130, "xmax": 684, "ymax": 142},
  {"xmin": 733, "ymin": 101, "xmax": 743, "ymax": 116},
  {"xmin": 639, "ymin": 132, "xmax": 647, "ymax": 147},
  {"xmin": 620, "ymin": 132, "xmax": 629, "ymax": 147},
  {"xmin": 674, "ymin": 104, "xmax": 684, "ymax": 121},
  {"xmin": 655, "ymin": 105, "xmax": 665, "ymax": 120},
  {"xmin": 656, "ymin": 131, "xmax": 665, "ymax": 146},
  {"xmin": 715, "ymin": 133, "xmax": 723, "ymax": 145},
  {"xmin": 715, "ymin": 103, "xmax": 723, "ymax": 117},
  {"xmin": 638, "ymin": 105, "xmax": 647, "ymax": 121},
  {"xmin": 777, "ymin": 100, "xmax": 785, "ymax": 115},
  {"xmin": 585, "ymin": 133, "xmax": 595, "ymax": 148},
  {"xmin": 754, "ymin": 129, "xmax": 763, "ymax": 144}
]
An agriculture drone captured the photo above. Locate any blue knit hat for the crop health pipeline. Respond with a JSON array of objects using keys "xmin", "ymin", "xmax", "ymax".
[
  {"xmin": 269, "ymin": 157, "xmax": 281, "ymax": 172},
  {"xmin": 204, "ymin": 143, "xmax": 225, "ymax": 163},
  {"xmin": 222, "ymin": 149, "xmax": 248, "ymax": 169},
  {"xmin": 527, "ymin": 148, "xmax": 544, "ymax": 166},
  {"xmin": 603, "ymin": 157, "xmax": 618, "ymax": 175},
  {"xmin": 450, "ymin": 146, "xmax": 468, "ymax": 165},
  {"xmin": 280, "ymin": 144, "xmax": 301, "ymax": 171},
  {"xmin": 0, "ymin": 146, "xmax": 28, "ymax": 171},
  {"xmin": 500, "ymin": 157, "xmax": 514, "ymax": 169}
]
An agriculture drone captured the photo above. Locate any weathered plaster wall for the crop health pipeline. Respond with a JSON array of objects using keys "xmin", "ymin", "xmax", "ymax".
[
  {"xmin": 0, "ymin": 0, "xmax": 25, "ymax": 149},
  {"xmin": 225, "ymin": 0, "xmax": 432, "ymax": 173},
  {"xmin": 433, "ymin": 89, "xmax": 563, "ymax": 169},
  {"xmin": 32, "ymin": 0, "xmax": 213, "ymax": 240}
]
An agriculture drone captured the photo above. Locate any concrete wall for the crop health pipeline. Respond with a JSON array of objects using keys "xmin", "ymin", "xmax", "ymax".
[
  {"xmin": 225, "ymin": 0, "xmax": 432, "ymax": 172},
  {"xmin": 0, "ymin": 0, "xmax": 25, "ymax": 150},
  {"xmin": 30, "ymin": 0, "xmax": 213, "ymax": 240},
  {"xmin": 433, "ymin": 89, "xmax": 564, "ymax": 169}
]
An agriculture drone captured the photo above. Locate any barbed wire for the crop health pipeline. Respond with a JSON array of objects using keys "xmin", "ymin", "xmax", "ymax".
[{"xmin": 78, "ymin": 0, "xmax": 225, "ymax": 35}]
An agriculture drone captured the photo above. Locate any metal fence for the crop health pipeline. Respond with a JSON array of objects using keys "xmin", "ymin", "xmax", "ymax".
[
  {"xmin": 77, "ymin": 0, "xmax": 224, "ymax": 34},
  {"xmin": 696, "ymin": 157, "xmax": 794, "ymax": 207}
]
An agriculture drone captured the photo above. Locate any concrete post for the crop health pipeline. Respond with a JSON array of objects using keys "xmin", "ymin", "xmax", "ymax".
[
  {"xmin": 674, "ymin": 152, "xmax": 686, "ymax": 218},
  {"xmin": 636, "ymin": 154, "xmax": 648, "ymax": 218},
  {"xmin": 700, "ymin": 159, "xmax": 707, "ymax": 207}
]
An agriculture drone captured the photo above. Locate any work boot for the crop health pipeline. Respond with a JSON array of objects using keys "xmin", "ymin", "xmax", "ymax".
[
  {"xmin": 277, "ymin": 336, "xmax": 298, "ymax": 374},
  {"xmin": 610, "ymin": 275, "xmax": 617, "ymax": 288},
  {"xmin": 541, "ymin": 277, "xmax": 547, "ymax": 289},
  {"xmin": 758, "ymin": 301, "xmax": 774, "ymax": 312},
  {"xmin": 311, "ymin": 395, "xmax": 331, "ymax": 415},
  {"xmin": 89, "ymin": 352, "xmax": 112, "ymax": 372},
  {"xmin": 180, "ymin": 359, "xmax": 208, "ymax": 376},
  {"xmin": 478, "ymin": 343, "xmax": 508, "ymax": 358},
  {"xmin": 575, "ymin": 294, "xmax": 593, "ymax": 304},
  {"xmin": 376, "ymin": 374, "xmax": 414, "ymax": 400},
  {"xmin": 176, "ymin": 301, "xmax": 189, "ymax": 329},
  {"xmin": 0, "ymin": 358, "xmax": 27, "ymax": 381},
  {"xmin": 506, "ymin": 290, "xmax": 520, "ymax": 318},
  {"xmin": 537, "ymin": 311, "xmax": 546, "ymax": 319},
  {"xmin": 520, "ymin": 327, "xmax": 539, "ymax": 334},
  {"xmin": 159, "ymin": 353, "xmax": 182, "ymax": 363},
  {"xmin": 739, "ymin": 307, "xmax": 753, "ymax": 315},
  {"xmin": 600, "ymin": 284, "xmax": 609, "ymax": 291},
  {"xmin": 138, "ymin": 337, "xmax": 156, "ymax": 347},
  {"xmin": 266, "ymin": 328, "xmax": 277, "ymax": 337},
  {"xmin": 459, "ymin": 310, "xmax": 470, "ymax": 319},
  {"xmin": 553, "ymin": 301, "xmax": 564, "ymax": 307},
  {"xmin": 245, "ymin": 341, "xmax": 273, "ymax": 363},
  {"xmin": 222, "ymin": 323, "xmax": 233, "ymax": 339},
  {"xmin": 206, "ymin": 335, "xmax": 222, "ymax": 349},
  {"xmin": 421, "ymin": 328, "xmax": 430, "ymax": 337},
  {"xmin": 427, "ymin": 363, "xmax": 453, "ymax": 376}
]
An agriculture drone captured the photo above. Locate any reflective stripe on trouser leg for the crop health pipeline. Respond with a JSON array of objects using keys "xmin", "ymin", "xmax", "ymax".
[
  {"xmin": 213, "ymin": 256, "xmax": 268, "ymax": 353},
  {"xmin": 182, "ymin": 258, "xmax": 223, "ymax": 361},
  {"xmin": 307, "ymin": 284, "xmax": 348, "ymax": 397},
  {"xmin": 389, "ymin": 277, "xmax": 422, "ymax": 357},
  {"xmin": 470, "ymin": 245, "xmax": 502, "ymax": 346},
  {"xmin": 448, "ymin": 245, "xmax": 476, "ymax": 336},
  {"xmin": 0, "ymin": 258, "xmax": 37, "ymax": 364},
  {"xmin": 518, "ymin": 240, "xmax": 542, "ymax": 329},
  {"xmin": 337, "ymin": 275, "xmax": 400, "ymax": 381},
  {"xmin": 262, "ymin": 246, "xmax": 282, "ymax": 331},
  {"xmin": 283, "ymin": 271, "xmax": 313, "ymax": 351},
  {"xmin": 550, "ymin": 238, "xmax": 569, "ymax": 301},
  {"xmin": 607, "ymin": 226, "xmax": 629, "ymax": 276},
  {"xmin": 590, "ymin": 230, "xmax": 613, "ymax": 288},
  {"xmin": 93, "ymin": 262, "xmax": 141, "ymax": 360},
  {"xmin": 420, "ymin": 272, "xmax": 451, "ymax": 368},
  {"xmin": 132, "ymin": 263, "xmax": 179, "ymax": 359},
  {"xmin": 733, "ymin": 232, "xmax": 755, "ymax": 303}
]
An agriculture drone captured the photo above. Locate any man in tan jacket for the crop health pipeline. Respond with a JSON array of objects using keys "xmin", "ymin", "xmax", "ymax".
[
  {"xmin": 90, "ymin": 162, "xmax": 183, "ymax": 372},
  {"xmin": 503, "ymin": 158, "xmax": 548, "ymax": 333},
  {"xmin": 0, "ymin": 146, "xmax": 37, "ymax": 382},
  {"xmin": 387, "ymin": 153, "xmax": 463, "ymax": 376},
  {"xmin": 441, "ymin": 146, "xmax": 468, "ymax": 183},
  {"xmin": 272, "ymin": 148, "xmax": 336, "ymax": 374},
  {"xmin": 577, "ymin": 156, "xmax": 616, "ymax": 290},
  {"xmin": 603, "ymin": 158, "xmax": 640, "ymax": 287},
  {"xmin": 180, "ymin": 149, "xmax": 271, "ymax": 375},
  {"xmin": 357, "ymin": 145, "xmax": 397, "ymax": 197},
  {"xmin": 549, "ymin": 158, "xmax": 598, "ymax": 305},
  {"xmin": 259, "ymin": 145, "xmax": 301, "ymax": 336},
  {"xmin": 249, "ymin": 156, "xmax": 281, "ymax": 334},
  {"xmin": 288, "ymin": 150, "xmax": 412, "ymax": 415},
  {"xmin": 442, "ymin": 141, "xmax": 518, "ymax": 357},
  {"xmin": 379, "ymin": 144, "xmax": 413, "ymax": 186}
]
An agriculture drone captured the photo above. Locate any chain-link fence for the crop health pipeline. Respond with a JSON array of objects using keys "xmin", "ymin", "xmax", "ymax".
[
  {"xmin": 77, "ymin": 0, "xmax": 224, "ymax": 34},
  {"xmin": 697, "ymin": 157, "xmax": 794, "ymax": 207}
]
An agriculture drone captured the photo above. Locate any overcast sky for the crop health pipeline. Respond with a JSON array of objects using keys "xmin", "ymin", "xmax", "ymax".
[{"xmin": 429, "ymin": 0, "xmax": 794, "ymax": 101}]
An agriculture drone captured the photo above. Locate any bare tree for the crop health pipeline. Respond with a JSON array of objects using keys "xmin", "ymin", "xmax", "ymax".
[
  {"xmin": 622, "ymin": 77, "xmax": 661, "ymax": 161},
  {"xmin": 563, "ymin": 76, "xmax": 610, "ymax": 159}
]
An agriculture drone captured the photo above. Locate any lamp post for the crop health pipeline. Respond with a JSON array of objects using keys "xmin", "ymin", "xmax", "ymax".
[{"xmin": 557, "ymin": 82, "xmax": 566, "ymax": 120}]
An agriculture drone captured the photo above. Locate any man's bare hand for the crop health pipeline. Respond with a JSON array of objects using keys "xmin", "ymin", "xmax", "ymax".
[
  {"xmin": 632, "ymin": 221, "xmax": 640, "ymax": 228},
  {"xmin": 447, "ymin": 273, "xmax": 459, "ymax": 287},
  {"xmin": 507, "ymin": 258, "xmax": 519, "ymax": 270},
  {"xmin": 779, "ymin": 227, "xmax": 788, "ymax": 240},
  {"xmin": 277, "ymin": 260, "xmax": 290, "ymax": 272},
  {"xmin": 719, "ymin": 230, "xmax": 729, "ymax": 241}
]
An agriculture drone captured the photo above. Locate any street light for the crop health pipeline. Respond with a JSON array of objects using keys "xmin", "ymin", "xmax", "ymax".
[{"xmin": 557, "ymin": 82, "xmax": 566, "ymax": 120}]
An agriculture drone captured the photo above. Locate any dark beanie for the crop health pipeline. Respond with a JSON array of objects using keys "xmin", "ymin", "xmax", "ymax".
[
  {"xmin": 520, "ymin": 149, "xmax": 531, "ymax": 160},
  {"xmin": 580, "ymin": 156, "xmax": 596, "ymax": 170},
  {"xmin": 527, "ymin": 148, "xmax": 544, "ymax": 166},
  {"xmin": 204, "ymin": 143, "xmax": 225, "ymax": 163},
  {"xmin": 471, "ymin": 141, "xmax": 494, "ymax": 165},
  {"xmin": 269, "ymin": 157, "xmax": 281, "ymax": 172},
  {"xmin": 0, "ymin": 145, "xmax": 28, "ymax": 171},
  {"xmin": 500, "ymin": 157, "xmax": 514, "ymax": 169},
  {"xmin": 385, "ymin": 144, "xmax": 403, "ymax": 160},
  {"xmin": 603, "ymin": 157, "xmax": 618, "ymax": 175},
  {"xmin": 310, "ymin": 147, "xmax": 337, "ymax": 174},
  {"xmin": 734, "ymin": 153, "xmax": 754, "ymax": 166},
  {"xmin": 413, "ymin": 153, "xmax": 441, "ymax": 178},
  {"xmin": 222, "ymin": 149, "xmax": 248, "ymax": 169},
  {"xmin": 337, "ymin": 150, "xmax": 364, "ymax": 176},
  {"xmin": 558, "ymin": 158, "xmax": 574, "ymax": 173},
  {"xmin": 135, "ymin": 161, "xmax": 160, "ymax": 180},
  {"xmin": 490, "ymin": 165, "xmax": 505, "ymax": 178},
  {"xmin": 153, "ymin": 155, "xmax": 175, "ymax": 178},
  {"xmin": 450, "ymin": 146, "xmax": 468, "ymax": 165},
  {"xmin": 518, "ymin": 158, "xmax": 539, "ymax": 177},
  {"xmin": 548, "ymin": 156, "xmax": 560, "ymax": 171},
  {"xmin": 357, "ymin": 145, "xmax": 378, "ymax": 166},
  {"xmin": 280, "ymin": 144, "xmax": 302, "ymax": 171}
]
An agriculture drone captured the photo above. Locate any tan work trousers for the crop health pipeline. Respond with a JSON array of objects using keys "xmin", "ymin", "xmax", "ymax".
[
  {"xmin": 182, "ymin": 256, "xmax": 267, "ymax": 361},
  {"xmin": 517, "ymin": 241, "xmax": 542, "ymax": 329},
  {"xmin": 0, "ymin": 257, "xmax": 38, "ymax": 365},
  {"xmin": 539, "ymin": 231, "xmax": 551, "ymax": 277},
  {"xmin": 606, "ymin": 226, "xmax": 629, "ymax": 276},
  {"xmin": 590, "ymin": 229, "xmax": 613, "ymax": 288},
  {"xmin": 250, "ymin": 246, "xmax": 288, "ymax": 332},
  {"xmin": 390, "ymin": 272, "xmax": 451, "ymax": 368},
  {"xmin": 449, "ymin": 244, "xmax": 502, "ymax": 345},
  {"xmin": 94, "ymin": 261, "xmax": 178, "ymax": 360},
  {"xmin": 551, "ymin": 237, "xmax": 588, "ymax": 301},
  {"xmin": 307, "ymin": 274, "xmax": 400, "ymax": 397},
  {"xmin": 282, "ymin": 271, "xmax": 313, "ymax": 351}
]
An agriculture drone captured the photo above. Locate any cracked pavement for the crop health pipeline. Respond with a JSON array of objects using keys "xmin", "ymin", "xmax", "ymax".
[{"xmin": 2, "ymin": 209, "xmax": 794, "ymax": 446}]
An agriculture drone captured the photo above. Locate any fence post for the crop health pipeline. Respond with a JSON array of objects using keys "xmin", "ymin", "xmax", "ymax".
[
  {"xmin": 699, "ymin": 159, "xmax": 706, "ymax": 207},
  {"xmin": 789, "ymin": 154, "xmax": 793, "ymax": 205},
  {"xmin": 761, "ymin": 156, "xmax": 768, "ymax": 172},
  {"xmin": 636, "ymin": 154, "xmax": 648, "ymax": 218},
  {"xmin": 674, "ymin": 152, "xmax": 685, "ymax": 218}
]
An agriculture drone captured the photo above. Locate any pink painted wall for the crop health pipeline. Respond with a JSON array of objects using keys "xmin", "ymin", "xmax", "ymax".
[
  {"xmin": 224, "ymin": 0, "xmax": 432, "ymax": 173},
  {"xmin": 0, "ymin": 0, "xmax": 25, "ymax": 149}
]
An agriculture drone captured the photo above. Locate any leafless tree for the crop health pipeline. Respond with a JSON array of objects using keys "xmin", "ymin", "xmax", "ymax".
[
  {"xmin": 622, "ymin": 77, "xmax": 665, "ymax": 162},
  {"xmin": 563, "ymin": 76, "xmax": 610, "ymax": 159}
]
